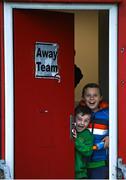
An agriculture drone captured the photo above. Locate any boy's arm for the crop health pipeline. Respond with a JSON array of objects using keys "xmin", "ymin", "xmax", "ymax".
[
  {"xmin": 75, "ymin": 134, "xmax": 93, "ymax": 156},
  {"xmin": 93, "ymin": 136, "xmax": 109, "ymax": 150},
  {"xmin": 93, "ymin": 142, "xmax": 105, "ymax": 150}
]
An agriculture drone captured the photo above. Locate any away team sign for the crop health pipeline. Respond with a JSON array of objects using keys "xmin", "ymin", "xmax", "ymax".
[{"xmin": 35, "ymin": 42, "xmax": 60, "ymax": 80}]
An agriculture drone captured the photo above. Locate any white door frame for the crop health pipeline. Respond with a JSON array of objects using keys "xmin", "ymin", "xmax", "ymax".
[{"xmin": 4, "ymin": 2, "xmax": 118, "ymax": 179}]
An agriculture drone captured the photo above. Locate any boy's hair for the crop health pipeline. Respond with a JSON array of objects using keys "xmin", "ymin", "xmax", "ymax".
[
  {"xmin": 82, "ymin": 83, "xmax": 102, "ymax": 97},
  {"xmin": 74, "ymin": 64, "xmax": 83, "ymax": 87},
  {"xmin": 75, "ymin": 105, "xmax": 92, "ymax": 116}
]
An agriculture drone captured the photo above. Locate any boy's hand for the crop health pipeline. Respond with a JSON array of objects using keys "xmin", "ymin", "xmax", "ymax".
[
  {"xmin": 93, "ymin": 145, "xmax": 97, "ymax": 150},
  {"xmin": 93, "ymin": 142, "xmax": 104, "ymax": 150},
  {"xmin": 72, "ymin": 128, "xmax": 77, "ymax": 138},
  {"xmin": 102, "ymin": 136, "xmax": 109, "ymax": 148}
]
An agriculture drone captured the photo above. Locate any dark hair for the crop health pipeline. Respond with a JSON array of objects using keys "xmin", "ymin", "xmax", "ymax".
[
  {"xmin": 75, "ymin": 105, "xmax": 92, "ymax": 116},
  {"xmin": 74, "ymin": 64, "xmax": 83, "ymax": 87},
  {"xmin": 82, "ymin": 83, "xmax": 102, "ymax": 97}
]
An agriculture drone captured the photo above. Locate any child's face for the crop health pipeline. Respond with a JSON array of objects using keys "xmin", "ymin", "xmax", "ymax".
[
  {"xmin": 83, "ymin": 87, "xmax": 102, "ymax": 112},
  {"xmin": 75, "ymin": 113, "xmax": 91, "ymax": 132}
]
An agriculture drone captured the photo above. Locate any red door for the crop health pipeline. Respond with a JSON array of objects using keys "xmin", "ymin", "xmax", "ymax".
[
  {"xmin": 13, "ymin": 9, "xmax": 74, "ymax": 179},
  {"xmin": 118, "ymin": 0, "xmax": 126, "ymax": 166}
]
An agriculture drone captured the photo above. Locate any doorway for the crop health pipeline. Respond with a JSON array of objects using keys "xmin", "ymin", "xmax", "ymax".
[
  {"xmin": 4, "ymin": 3, "xmax": 117, "ymax": 179},
  {"xmin": 74, "ymin": 10, "xmax": 109, "ymax": 103}
]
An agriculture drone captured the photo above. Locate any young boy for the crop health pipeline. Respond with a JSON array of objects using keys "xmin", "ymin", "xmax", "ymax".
[
  {"xmin": 74, "ymin": 106, "xmax": 93, "ymax": 179},
  {"xmin": 81, "ymin": 83, "xmax": 109, "ymax": 179}
]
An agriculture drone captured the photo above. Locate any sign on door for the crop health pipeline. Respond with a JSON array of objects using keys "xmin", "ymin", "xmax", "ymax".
[{"xmin": 35, "ymin": 42, "xmax": 60, "ymax": 81}]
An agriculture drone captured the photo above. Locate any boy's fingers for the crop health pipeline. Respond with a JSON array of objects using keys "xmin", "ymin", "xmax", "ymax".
[
  {"xmin": 72, "ymin": 129, "xmax": 77, "ymax": 138},
  {"xmin": 102, "ymin": 136, "xmax": 109, "ymax": 148}
]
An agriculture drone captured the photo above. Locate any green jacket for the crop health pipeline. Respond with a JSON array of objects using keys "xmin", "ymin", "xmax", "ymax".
[{"xmin": 75, "ymin": 129, "xmax": 93, "ymax": 179}]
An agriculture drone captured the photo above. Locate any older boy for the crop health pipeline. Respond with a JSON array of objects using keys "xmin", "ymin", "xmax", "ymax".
[
  {"xmin": 74, "ymin": 106, "xmax": 93, "ymax": 179},
  {"xmin": 81, "ymin": 83, "xmax": 109, "ymax": 179}
]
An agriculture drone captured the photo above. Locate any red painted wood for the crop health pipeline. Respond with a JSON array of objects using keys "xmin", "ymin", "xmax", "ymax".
[
  {"xmin": 118, "ymin": 1, "xmax": 126, "ymax": 163},
  {"xmin": 5, "ymin": 0, "xmax": 122, "ymax": 3},
  {"xmin": 0, "ymin": 1, "xmax": 5, "ymax": 159},
  {"xmin": 13, "ymin": 9, "xmax": 74, "ymax": 178}
]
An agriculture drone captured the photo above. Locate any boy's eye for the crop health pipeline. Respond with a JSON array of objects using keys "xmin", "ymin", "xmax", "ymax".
[
  {"xmin": 86, "ymin": 94, "xmax": 91, "ymax": 97},
  {"xmin": 84, "ymin": 119, "xmax": 89, "ymax": 123},
  {"xmin": 94, "ymin": 94, "xmax": 98, "ymax": 97},
  {"xmin": 77, "ymin": 118, "xmax": 82, "ymax": 121},
  {"xmin": 86, "ymin": 94, "xmax": 98, "ymax": 98},
  {"xmin": 86, "ymin": 94, "xmax": 93, "ymax": 97}
]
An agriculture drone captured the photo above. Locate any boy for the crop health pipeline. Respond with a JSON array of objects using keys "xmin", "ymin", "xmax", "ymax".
[
  {"xmin": 81, "ymin": 83, "xmax": 109, "ymax": 179},
  {"xmin": 74, "ymin": 106, "xmax": 93, "ymax": 179}
]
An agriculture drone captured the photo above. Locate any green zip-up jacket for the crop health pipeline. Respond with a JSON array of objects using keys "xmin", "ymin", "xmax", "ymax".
[{"xmin": 75, "ymin": 129, "xmax": 93, "ymax": 179}]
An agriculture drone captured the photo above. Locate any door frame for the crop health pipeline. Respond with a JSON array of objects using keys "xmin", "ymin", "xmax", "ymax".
[{"xmin": 4, "ymin": 2, "xmax": 118, "ymax": 179}]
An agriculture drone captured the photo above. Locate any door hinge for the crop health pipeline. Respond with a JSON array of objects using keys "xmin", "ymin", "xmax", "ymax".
[{"xmin": 117, "ymin": 157, "xmax": 126, "ymax": 179}]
